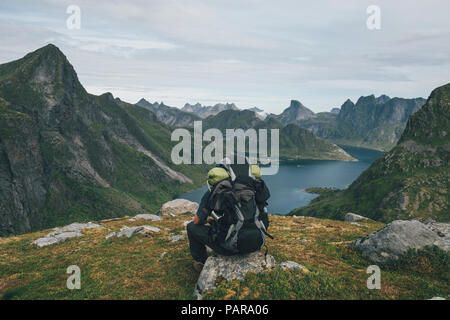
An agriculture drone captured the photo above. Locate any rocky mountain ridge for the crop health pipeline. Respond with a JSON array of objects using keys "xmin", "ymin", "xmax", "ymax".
[
  {"xmin": 0, "ymin": 44, "xmax": 206, "ymax": 236},
  {"xmin": 291, "ymin": 83, "xmax": 450, "ymax": 222}
]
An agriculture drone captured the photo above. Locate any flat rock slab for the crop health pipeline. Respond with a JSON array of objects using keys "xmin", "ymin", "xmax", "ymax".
[
  {"xmin": 280, "ymin": 261, "xmax": 309, "ymax": 273},
  {"xmin": 345, "ymin": 213, "xmax": 368, "ymax": 222},
  {"xmin": 160, "ymin": 199, "xmax": 199, "ymax": 216},
  {"xmin": 170, "ymin": 234, "xmax": 185, "ymax": 242},
  {"xmin": 52, "ymin": 222, "xmax": 104, "ymax": 233},
  {"xmin": 106, "ymin": 225, "xmax": 160, "ymax": 239},
  {"xmin": 33, "ymin": 222, "xmax": 104, "ymax": 248},
  {"xmin": 129, "ymin": 214, "xmax": 162, "ymax": 222},
  {"xmin": 195, "ymin": 252, "xmax": 276, "ymax": 298},
  {"xmin": 354, "ymin": 220, "xmax": 448, "ymax": 263}
]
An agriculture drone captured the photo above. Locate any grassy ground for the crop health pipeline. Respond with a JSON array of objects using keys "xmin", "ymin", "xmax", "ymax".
[{"xmin": 0, "ymin": 214, "xmax": 448, "ymax": 300}]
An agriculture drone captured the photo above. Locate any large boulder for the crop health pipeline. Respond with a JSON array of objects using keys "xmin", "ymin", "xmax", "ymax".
[
  {"xmin": 345, "ymin": 213, "xmax": 368, "ymax": 222},
  {"xmin": 194, "ymin": 252, "xmax": 276, "ymax": 298},
  {"xmin": 160, "ymin": 199, "xmax": 199, "ymax": 216},
  {"xmin": 354, "ymin": 220, "xmax": 449, "ymax": 263}
]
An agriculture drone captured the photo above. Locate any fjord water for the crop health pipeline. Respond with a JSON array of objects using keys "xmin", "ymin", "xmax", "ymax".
[{"xmin": 178, "ymin": 146, "xmax": 384, "ymax": 214}]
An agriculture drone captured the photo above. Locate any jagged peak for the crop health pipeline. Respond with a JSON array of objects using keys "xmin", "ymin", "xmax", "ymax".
[
  {"xmin": 0, "ymin": 43, "xmax": 86, "ymax": 100},
  {"xmin": 20, "ymin": 43, "xmax": 72, "ymax": 69},
  {"xmin": 376, "ymin": 94, "xmax": 391, "ymax": 103},
  {"xmin": 285, "ymin": 100, "xmax": 314, "ymax": 114},
  {"xmin": 183, "ymin": 102, "xmax": 202, "ymax": 108},
  {"xmin": 137, "ymin": 98, "xmax": 149, "ymax": 104},
  {"xmin": 399, "ymin": 82, "xmax": 450, "ymax": 144},
  {"xmin": 100, "ymin": 92, "xmax": 115, "ymax": 101},
  {"xmin": 355, "ymin": 94, "xmax": 376, "ymax": 106},
  {"xmin": 289, "ymin": 100, "xmax": 305, "ymax": 108},
  {"xmin": 33, "ymin": 43, "xmax": 65, "ymax": 56},
  {"xmin": 343, "ymin": 98, "xmax": 354, "ymax": 105},
  {"xmin": 340, "ymin": 99, "xmax": 355, "ymax": 108}
]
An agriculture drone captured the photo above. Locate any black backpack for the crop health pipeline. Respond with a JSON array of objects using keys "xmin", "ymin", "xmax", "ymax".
[{"xmin": 207, "ymin": 156, "xmax": 271, "ymax": 254}]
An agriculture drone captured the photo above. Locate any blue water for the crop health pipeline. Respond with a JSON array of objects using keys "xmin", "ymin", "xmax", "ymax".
[{"xmin": 178, "ymin": 146, "xmax": 384, "ymax": 214}]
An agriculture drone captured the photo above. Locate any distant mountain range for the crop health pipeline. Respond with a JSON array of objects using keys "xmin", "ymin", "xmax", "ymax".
[
  {"xmin": 182, "ymin": 102, "xmax": 238, "ymax": 118},
  {"xmin": 266, "ymin": 96, "xmax": 426, "ymax": 151},
  {"xmin": 291, "ymin": 83, "xmax": 450, "ymax": 222},
  {"xmin": 141, "ymin": 93, "xmax": 426, "ymax": 152},
  {"xmin": 201, "ymin": 109, "xmax": 355, "ymax": 161},
  {"xmin": 136, "ymin": 98, "xmax": 201, "ymax": 127}
]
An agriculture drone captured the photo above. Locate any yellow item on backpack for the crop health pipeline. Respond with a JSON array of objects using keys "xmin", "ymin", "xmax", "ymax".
[
  {"xmin": 207, "ymin": 167, "xmax": 230, "ymax": 191},
  {"xmin": 251, "ymin": 164, "xmax": 262, "ymax": 179}
]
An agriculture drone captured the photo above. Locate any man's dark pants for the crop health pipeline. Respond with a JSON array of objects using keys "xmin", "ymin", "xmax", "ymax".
[{"xmin": 187, "ymin": 222, "xmax": 234, "ymax": 264}]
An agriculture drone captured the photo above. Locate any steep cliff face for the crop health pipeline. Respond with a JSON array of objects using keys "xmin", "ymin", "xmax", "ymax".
[
  {"xmin": 291, "ymin": 84, "xmax": 450, "ymax": 222},
  {"xmin": 0, "ymin": 44, "xmax": 205, "ymax": 236},
  {"xmin": 296, "ymin": 96, "xmax": 426, "ymax": 151}
]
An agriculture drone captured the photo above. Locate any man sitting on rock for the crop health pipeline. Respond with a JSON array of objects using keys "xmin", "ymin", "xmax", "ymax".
[{"xmin": 187, "ymin": 156, "xmax": 271, "ymax": 272}]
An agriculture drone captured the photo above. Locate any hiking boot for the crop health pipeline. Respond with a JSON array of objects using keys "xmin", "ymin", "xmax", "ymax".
[{"xmin": 193, "ymin": 261, "xmax": 204, "ymax": 272}]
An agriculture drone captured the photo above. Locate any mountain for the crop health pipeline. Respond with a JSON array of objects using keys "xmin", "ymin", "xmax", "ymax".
[
  {"xmin": 182, "ymin": 102, "xmax": 238, "ymax": 118},
  {"xmin": 136, "ymin": 98, "xmax": 201, "ymax": 127},
  {"xmin": 203, "ymin": 109, "xmax": 355, "ymax": 161},
  {"xmin": 0, "ymin": 44, "xmax": 206, "ymax": 236},
  {"xmin": 270, "ymin": 100, "xmax": 315, "ymax": 124},
  {"xmin": 330, "ymin": 107, "xmax": 340, "ymax": 114},
  {"xmin": 290, "ymin": 83, "xmax": 450, "ymax": 222},
  {"xmin": 297, "ymin": 95, "xmax": 426, "ymax": 151},
  {"xmin": 247, "ymin": 107, "xmax": 269, "ymax": 120}
]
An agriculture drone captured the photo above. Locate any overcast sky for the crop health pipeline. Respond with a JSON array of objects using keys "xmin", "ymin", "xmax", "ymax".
[{"xmin": 1, "ymin": 0, "xmax": 449, "ymax": 113}]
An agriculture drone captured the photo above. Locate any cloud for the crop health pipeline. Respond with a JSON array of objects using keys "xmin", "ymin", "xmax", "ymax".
[{"xmin": 0, "ymin": 0, "xmax": 450, "ymax": 113}]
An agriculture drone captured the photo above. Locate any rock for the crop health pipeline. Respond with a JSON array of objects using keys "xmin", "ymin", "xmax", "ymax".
[
  {"xmin": 160, "ymin": 199, "xmax": 199, "ymax": 216},
  {"xmin": 195, "ymin": 252, "xmax": 276, "ymax": 298},
  {"xmin": 130, "ymin": 214, "xmax": 162, "ymax": 221},
  {"xmin": 170, "ymin": 234, "xmax": 185, "ymax": 242},
  {"xmin": 345, "ymin": 213, "xmax": 368, "ymax": 222},
  {"xmin": 160, "ymin": 252, "xmax": 167, "ymax": 258},
  {"xmin": 34, "ymin": 231, "xmax": 81, "ymax": 247},
  {"xmin": 142, "ymin": 225, "xmax": 161, "ymax": 233},
  {"xmin": 54, "ymin": 222, "xmax": 104, "ymax": 233},
  {"xmin": 183, "ymin": 220, "xmax": 192, "ymax": 227},
  {"xmin": 428, "ymin": 297, "xmax": 446, "ymax": 300},
  {"xmin": 300, "ymin": 238, "xmax": 310, "ymax": 243},
  {"xmin": 33, "ymin": 222, "xmax": 104, "ymax": 247},
  {"xmin": 106, "ymin": 225, "xmax": 160, "ymax": 239},
  {"xmin": 425, "ymin": 222, "xmax": 450, "ymax": 250},
  {"xmin": 354, "ymin": 220, "xmax": 448, "ymax": 263},
  {"xmin": 280, "ymin": 261, "xmax": 309, "ymax": 273},
  {"xmin": 351, "ymin": 222, "xmax": 367, "ymax": 227}
]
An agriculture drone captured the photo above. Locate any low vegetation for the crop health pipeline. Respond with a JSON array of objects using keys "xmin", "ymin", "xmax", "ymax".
[{"xmin": 1, "ymin": 215, "xmax": 448, "ymax": 300}]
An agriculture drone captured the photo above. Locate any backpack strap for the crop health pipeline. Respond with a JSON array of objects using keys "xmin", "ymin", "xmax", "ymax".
[{"xmin": 221, "ymin": 203, "xmax": 245, "ymax": 253}]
